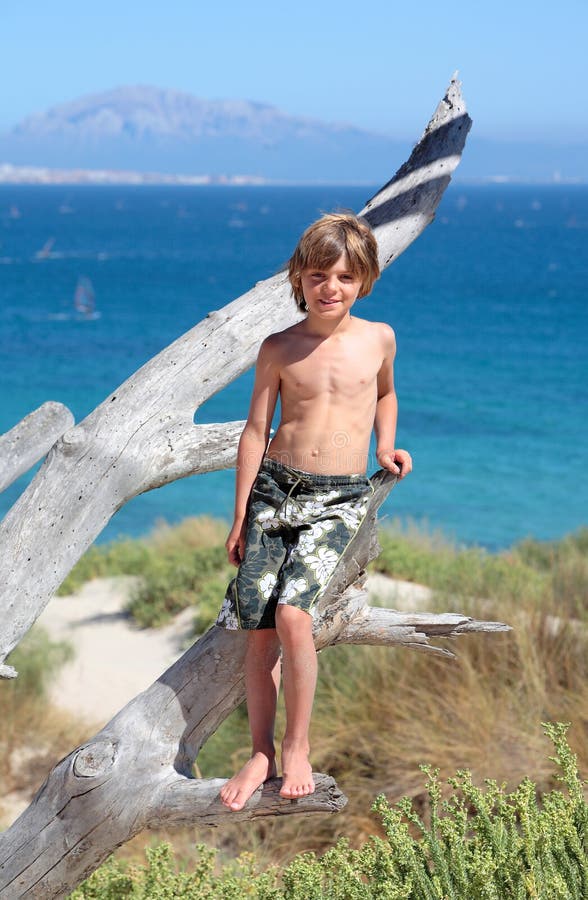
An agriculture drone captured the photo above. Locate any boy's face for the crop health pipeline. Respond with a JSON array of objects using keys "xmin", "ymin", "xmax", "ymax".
[{"xmin": 300, "ymin": 253, "xmax": 362, "ymax": 319}]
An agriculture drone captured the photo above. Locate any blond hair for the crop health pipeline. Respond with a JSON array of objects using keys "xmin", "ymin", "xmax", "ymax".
[{"xmin": 288, "ymin": 213, "xmax": 380, "ymax": 311}]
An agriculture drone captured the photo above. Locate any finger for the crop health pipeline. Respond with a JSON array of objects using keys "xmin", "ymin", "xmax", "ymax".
[
  {"xmin": 385, "ymin": 457, "xmax": 401, "ymax": 475},
  {"xmin": 397, "ymin": 458, "xmax": 412, "ymax": 479}
]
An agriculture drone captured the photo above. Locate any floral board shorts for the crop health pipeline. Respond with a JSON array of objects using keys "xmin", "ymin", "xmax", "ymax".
[{"xmin": 215, "ymin": 457, "xmax": 374, "ymax": 630}]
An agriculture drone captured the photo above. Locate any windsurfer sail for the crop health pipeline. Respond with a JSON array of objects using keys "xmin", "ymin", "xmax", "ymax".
[{"xmin": 74, "ymin": 277, "xmax": 96, "ymax": 318}]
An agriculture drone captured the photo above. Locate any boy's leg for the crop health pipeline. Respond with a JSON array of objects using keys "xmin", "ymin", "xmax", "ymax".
[
  {"xmin": 275, "ymin": 604, "xmax": 317, "ymax": 799},
  {"xmin": 220, "ymin": 628, "xmax": 281, "ymax": 811}
]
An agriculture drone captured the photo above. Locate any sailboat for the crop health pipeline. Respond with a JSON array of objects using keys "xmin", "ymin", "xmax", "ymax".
[{"xmin": 74, "ymin": 277, "xmax": 100, "ymax": 320}]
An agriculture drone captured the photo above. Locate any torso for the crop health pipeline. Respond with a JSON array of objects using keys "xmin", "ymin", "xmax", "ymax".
[{"xmin": 266, "ymin": 317, "xmax": 387, "ymax": 475}]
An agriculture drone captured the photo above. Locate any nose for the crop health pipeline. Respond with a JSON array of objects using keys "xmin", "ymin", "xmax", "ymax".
[{"xmin": 322, "ymin": 274, "xmax": 338, "ymax": 293}]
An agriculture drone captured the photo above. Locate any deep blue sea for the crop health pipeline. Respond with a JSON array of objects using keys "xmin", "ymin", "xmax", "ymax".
[{"xmin": 1, "ymin": 184, "xmax": 587, "ymax": 550}]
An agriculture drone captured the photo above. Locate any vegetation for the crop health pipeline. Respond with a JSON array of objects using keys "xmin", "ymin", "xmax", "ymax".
[
  {"xmin": 58, "ymin": 516, "xmax": 233, "ymax": 629},
  {"xmin": 0, "ymin": 627, "xmax": 89, "ymax": 821},
  {"xmin": 72, "ymin": 723, "xmax": 587, "ymax": 898},
  {"xmin": 5, "ymin": 518, "xmax": 588, "ymax": 893},
  {"xmin": 373, "ymin": 522, "xmax": 588, "ymax": 622}
]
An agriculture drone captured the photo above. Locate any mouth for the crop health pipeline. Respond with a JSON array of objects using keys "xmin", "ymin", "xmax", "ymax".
[{"xmin": 319, "ymin": 298, "xmax": 340, "ymax": 306}]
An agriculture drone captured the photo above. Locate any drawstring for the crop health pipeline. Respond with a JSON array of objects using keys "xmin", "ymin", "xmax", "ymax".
[{"xmin": 276, "ymin": 475, "xmax": 302, "ymax": 519}]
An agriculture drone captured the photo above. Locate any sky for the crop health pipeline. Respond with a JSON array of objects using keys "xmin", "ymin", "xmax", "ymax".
[{"xmin": 2, "ymin": 0, "xmax": 587, "ymax": 142}]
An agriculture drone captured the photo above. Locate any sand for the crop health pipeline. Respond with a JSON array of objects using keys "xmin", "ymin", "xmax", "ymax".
[
  {"xmin": 36, "ymin": 577, "xmax": 196, "ymax": 728},
  {"xmin": 1, "ymin": 573, "xmax": 432, "ymax": 826},
  {"xmin": 36, "ymin": 573, "xmax": 432, "ymax": 727}
]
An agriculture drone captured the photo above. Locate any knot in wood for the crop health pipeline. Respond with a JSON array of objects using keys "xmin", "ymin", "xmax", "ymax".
[
  {"xmin": 58, "ymin": 427, "xmax": 86, "ymax": 453},
  {"xmin": 73, "ymin": 740, "xmax": 116, "ymax": 777}
]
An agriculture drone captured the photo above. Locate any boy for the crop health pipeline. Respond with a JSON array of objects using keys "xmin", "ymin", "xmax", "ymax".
[{"xmin": 216, "ymin": 213, "xmax": 412, "ymax": 811}]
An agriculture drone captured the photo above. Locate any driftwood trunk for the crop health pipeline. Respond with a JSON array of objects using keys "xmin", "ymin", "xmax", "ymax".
[
  {"xmin": 0, "ymin": 77, "xmax": 492, "ymax": 898},
  {"xmin": 0, "ymin": 472, "xmax": 507, "ymax": 898},
  {"xmin": 0, "ymin": 74, "xmax": 472, "ymax": 676}
]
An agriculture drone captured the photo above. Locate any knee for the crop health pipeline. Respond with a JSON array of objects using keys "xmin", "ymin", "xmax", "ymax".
[{"xmin": 275, "ymin": 604, "xmax": 313, "ymax": 646}]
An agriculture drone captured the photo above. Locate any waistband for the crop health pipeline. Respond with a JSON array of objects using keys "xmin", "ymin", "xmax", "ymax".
[{"xmin": 260, "ymin": 456, "xmax": 370, "ymax": 488}]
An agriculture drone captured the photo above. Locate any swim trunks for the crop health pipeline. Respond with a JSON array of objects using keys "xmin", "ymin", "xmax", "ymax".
[{"xmin": 216, "ymin": 457, "xmax": 374, "ymax": 630}]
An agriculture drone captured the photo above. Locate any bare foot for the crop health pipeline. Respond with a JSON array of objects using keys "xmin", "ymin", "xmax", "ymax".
[
  {"xmin": 280, "ymin": 743, "xmax": 315, "ymax": 799},
  {"xmin": 220, "ymin": 751, "xmax": 276, "ymax": 811}
]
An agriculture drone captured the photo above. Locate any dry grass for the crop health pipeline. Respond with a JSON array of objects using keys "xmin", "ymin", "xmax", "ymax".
[
  {"xmin": 127, "ymin": 597, "xmax": 587, "ymax": 871},
  {"xmin": 0, "ymin": 627, "xmax": 96, "ymax": 827},
  {"xmin": 3, "ymin": 520, "xmax": 587, "ymax": 876},
  {"xmin": 148, "ymin": 516, "xmax": 228, "ymax": 552}
]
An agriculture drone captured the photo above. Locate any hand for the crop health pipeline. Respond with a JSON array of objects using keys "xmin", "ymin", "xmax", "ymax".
[
  {"xmin": 225, "ymin": 520, "xmax": 247, "ymax": 567},
  {"xmin": 377, "ymin": 448, "xmax": 412, "ymax": 480}
]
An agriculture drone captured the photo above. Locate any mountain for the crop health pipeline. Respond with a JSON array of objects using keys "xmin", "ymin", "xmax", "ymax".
[
  {"xmin": 0, "ymin": 85, "xmax": 586, "ymax": 183},
  {"xmin": 0, "ymin": 86, "xmax": 409, "ymax": 183}
]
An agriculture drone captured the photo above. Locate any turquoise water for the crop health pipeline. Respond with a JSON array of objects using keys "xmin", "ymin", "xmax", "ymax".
[{"xmin": 1, "ymin": 184, "xmax": 587, "ymax": 549}]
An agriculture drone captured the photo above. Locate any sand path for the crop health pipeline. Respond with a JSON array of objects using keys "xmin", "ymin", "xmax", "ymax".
[
  {"xmin": 36, "ymin": 577, "xmax": 195, "ymax": 728},
  {"xmin": 1, "ymin": 574, "xmax": 432, "ymax": 826},
  {"xmin": 36, "ymin": 574, "xmax": 432, "ymax": 728}
]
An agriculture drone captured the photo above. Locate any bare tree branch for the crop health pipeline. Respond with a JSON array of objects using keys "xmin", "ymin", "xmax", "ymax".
[
  {"xmin": 0, "ymin": 472, "xmax": 509, "ymax": 899},
  {"xmin": 0, "ymin": 402, "xmax": 74, "ymax": 493},
  {"xmin": 0, "ymin": 77, "xmax": 487, "ymax": 899},
  {"xmin": 0, "ymin": 74, "xmax": 472, "ymax": 673}
]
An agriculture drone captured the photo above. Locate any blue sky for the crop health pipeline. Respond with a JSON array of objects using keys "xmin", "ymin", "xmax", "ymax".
[{"xmin": 2, "ymin": 0, "xmax": 587, "ymax": 141}]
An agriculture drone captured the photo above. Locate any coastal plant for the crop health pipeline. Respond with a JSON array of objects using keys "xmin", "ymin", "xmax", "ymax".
[
  {"xmin": 374, "ymin": 523, "xmax": 545, "ymax": 607},
  {"xmin": 58, "ymin": 538, "xmax": 152, "ymax": 595},
  {"xmin": 43, "ymin": 518, "xmax": 588, "ymax": 869},
  {"xmin": 72, "ymin": 723, "xmax": 587, "ymax": 898}
]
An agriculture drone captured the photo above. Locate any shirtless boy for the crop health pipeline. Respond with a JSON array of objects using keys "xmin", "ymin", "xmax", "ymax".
[{"xmin": 216, "ymin": 213, "xmax": 412, "ymax": 812}]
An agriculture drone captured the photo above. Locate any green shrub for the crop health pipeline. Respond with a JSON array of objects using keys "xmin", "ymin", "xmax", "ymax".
[
  {"xmin": 126, "ymin": 545, "xmax": 231, "ymax": 628},
  {"xmin": 73, "ymin": 724, "xmax": 587, "ymax": 899},
  {"xmin": 373, "ymin": 526, "xmax": 547, "ymax": 611},
  {"xmin": 5, "ymin": 626, "xmax": 73, "ymax": 700},
  {"xmin": 59, "ymin": 539, "xmax": 151, "ymax": 595},
  {"xmin": 56, "ymin": 517, "xmax": 232, "ymax": 630}
]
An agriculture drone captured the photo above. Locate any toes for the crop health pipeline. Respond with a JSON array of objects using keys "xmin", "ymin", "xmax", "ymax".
[
  {"xmin": 229, "ymin": 792, "xmax": 246, "ymax": 811},
  {"xmin": 220, "ymin": 789, "xmax": 236, "ymax": 808}
]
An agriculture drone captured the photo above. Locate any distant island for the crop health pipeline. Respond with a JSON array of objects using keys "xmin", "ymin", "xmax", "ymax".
[
  {"xmin": 0, "ymin": 85, "xmax": 586, "ymax": 184},
  {"xmin": 0, "ymin": 162, "xmax": 268, "ymax": 186},
  {"xmin": 0, "ymin": 161, "xmax": 580, "ymax": 187}
]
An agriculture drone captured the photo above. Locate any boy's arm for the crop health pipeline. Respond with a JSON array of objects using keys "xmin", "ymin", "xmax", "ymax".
[
  {"xmin": 226, "ymin": 335, "xmax": 281, "ymax": 565},
  {"xmin": 374, "ymin": 324, "xmax": 412, "ymax": 480}
]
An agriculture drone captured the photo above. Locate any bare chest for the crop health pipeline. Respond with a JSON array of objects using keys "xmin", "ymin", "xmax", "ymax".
[{"xmin": 280, "ymin": 337, "xmax": 382, "ymax": 402}]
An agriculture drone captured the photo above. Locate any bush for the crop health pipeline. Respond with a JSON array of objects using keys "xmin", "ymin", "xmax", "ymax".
[
  {"xmin": 57, "ymin": 517, "xmax": 232, "ymax": 630},
  {"xmin": 73, "ymin": 724, "xmax": 587, "ymax": 899},
  {"xmin": 127, "ymin": 544, "xmax": 231, "ymax": 629},
  {"xmin": 58, "ymin": 539, "xmax": 152, "ymax": 595}
]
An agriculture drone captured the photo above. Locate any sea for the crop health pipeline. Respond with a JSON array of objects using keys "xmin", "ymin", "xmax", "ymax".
[{"xmin": 1, "ymin": 184, "xmax": 587, "ymax": 551}]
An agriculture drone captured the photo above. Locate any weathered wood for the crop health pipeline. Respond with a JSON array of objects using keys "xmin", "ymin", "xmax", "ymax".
[
  {"xmin": 0, "ymin": 402, "xmax": 74, "ymax": 493},
  {"xmin": 0, "ymin": 74, "xmax": 472, "ymax": 674},
  {"xmin": 0, "ymin": 76, "xmax": 488, "ymax": 899},
  {"xmin": 0, "ymin": 469, "xmax": 508, "ymax": 898}
]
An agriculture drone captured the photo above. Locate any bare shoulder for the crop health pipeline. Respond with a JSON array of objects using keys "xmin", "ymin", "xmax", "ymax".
[
  {"xmin": 257, "ymin": 325, "xmax": 297, "ymax": 364},
  {"xmin": 373, "ymin": 321, "xmax": 396, "ymax": 356},
  {"xmin": 372, "ymin": 320, "xmax": 396, "ymax": 342},
  {"xmin": 353, "ymin": 317, "xmax": 396, "ymax": 354},
  {"xmin": 260, "ymin": 326, "xmax": 292, "ymax": 348}
]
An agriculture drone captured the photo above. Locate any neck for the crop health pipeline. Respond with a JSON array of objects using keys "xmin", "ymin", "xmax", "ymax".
[{"xmin": 302, "ymin": 311, "xmax": 354, "ymax": 338}]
